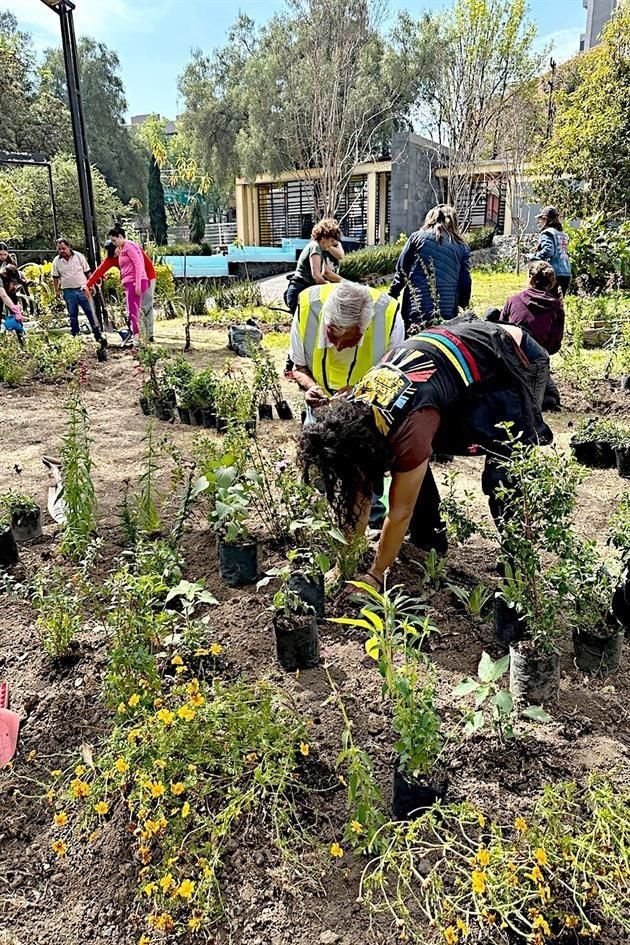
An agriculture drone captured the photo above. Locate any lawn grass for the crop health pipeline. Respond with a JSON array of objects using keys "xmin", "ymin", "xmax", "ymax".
[{"xmin": 470, "ymin": 269, "xmax": 525, "ymax": 312}]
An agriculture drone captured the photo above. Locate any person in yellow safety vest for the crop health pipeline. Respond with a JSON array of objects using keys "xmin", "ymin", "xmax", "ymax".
[
  {"xmin": 289, "ymin": 281, "xmax": 404, "ymax": 409},
  {"xmin": 289, "ymin": 280, "xmax": 404, "ymax": 528}
]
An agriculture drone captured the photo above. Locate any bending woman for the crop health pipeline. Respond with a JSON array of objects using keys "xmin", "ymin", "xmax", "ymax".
[
  {"xmin": 299, "ymin": 317, "xmax": 551, "ymax": 591},
  {"xmin": 107, "ymin": 224, "xmax": 148, "ymax": 347}
]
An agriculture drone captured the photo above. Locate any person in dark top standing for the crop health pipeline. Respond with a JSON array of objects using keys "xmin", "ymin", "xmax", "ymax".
[
  {"xmin": 389, "ymin": 204, "xmax": 472, "ymax": 332},
  {"xmin": 284, "ymin": 218, "xmax": 345, "ymax": 316},
  {"xmin": 486, "ymin": 261, "xmax": 564, "ymax": 410},
  {"xmin": 528, "ymin": 206, "xmax": 572, "ymax": 295},
  {"xmin": 299, "ymin": 317, "xmax": 551, "ymax": 591}
]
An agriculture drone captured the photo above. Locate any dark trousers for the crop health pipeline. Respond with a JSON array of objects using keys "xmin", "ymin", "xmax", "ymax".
[
  {"xmin": 284, "ymin": 282, "xmax": 302, "ymax": 315},
  {"xmin": 63, "ymin": 288, "xmax": 101, "ymax": 341},
  {"xmin": 408, "ymin": 458, "xmax": 509, "ymax": 553},
  {"xmin": 556, "ymin": 275, "xmax": 571, "ymax": 296}
]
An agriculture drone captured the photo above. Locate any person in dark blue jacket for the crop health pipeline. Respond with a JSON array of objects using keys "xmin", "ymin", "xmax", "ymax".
[{"xmin": 389, "ymin": 204, "xmax": 472, "ymax": 332}]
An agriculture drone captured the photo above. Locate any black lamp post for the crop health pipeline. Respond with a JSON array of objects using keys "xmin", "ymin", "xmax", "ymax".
[{"xmin": 39, "ymin": 0, "xmax": 102, "ymax": 321}]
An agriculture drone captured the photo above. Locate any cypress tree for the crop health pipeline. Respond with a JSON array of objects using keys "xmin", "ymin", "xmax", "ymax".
[
  {"xmin": 189, "ymin": 197, "xmax": 206, "ymax": 245},
  {"xmin": 148, "ymin": 156, "xmax": 168, "ymax": 246}
]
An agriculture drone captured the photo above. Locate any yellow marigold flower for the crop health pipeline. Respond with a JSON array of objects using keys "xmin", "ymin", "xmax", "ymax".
[
  {"xmin": 188, "ymin": 916, "xmax": 203, "ymax": 931},
  {"xmin": 181, "ymin": 801, "xmax": 191, "ymax": 818},
  {"xmin": 75, "ymin": 764, "xmax": 87, "ymax": 777},
  {"xmin": 529, "ymin": 865, "xmax": 544, "ymax": 884},
  {"xmin": 245, "ymin": 752, "xmax": 258, "ymax": 764},
  {"xmin": 538, "ymin": 884, "xmax": 551, "ymax": 903},
  {"xmin": 171, "ymin": 654, "xmax": 184, "ymax": 666},
  {"xmin": 350, "ymin": 820, "xmax": 363, "ymax": 834},
  {"xmin": 176, "ymin": 878, "xmax": 195, "ymax": 899},
  {"xmin": 45, "ymin": 789, "xmax": 56, "ymax": 803},
  {"xmin": 128, "ymin": 694, "xmax": 141, "ymax": 707},
  {"xmin": 186, "ymin": 678, "xmax": 200, "ymax": 695},
  {"xmin": 477, "ymin": 812, "xmax": 486, "ymax": 828},
  {"xmin": 51, "ymin": 839, "xmax": 67, "ymax": 857},
  {"xmin": 70, "ymin": 778, "xmax": 91, "ymax": 799},
  {"xmin": 94, "ymin": 801, "xmax": 109, "ymax": 816},
  {"xmin": 114, "ymin": 758, "xmax": 129, "ymax": 774},
  {"xmin": 158, "ymin": 873, "xmax": 175, "ymax": 893},
  {"xmin": 156, "ymin": 708, "xmax": 175, "ymax": 726},
  {"xmin": 138, "ymin": 936, "xmax": 150, "ymax": 945},
  {"xmin": 171, "ymin": 782, "xmax": 186, "ymax": 796},
  {"xmin": 51, "ymin": 769, "xmax": 62, "ymax": 777},
  {"xmin": 476, "ymin": 847, "xmax": 491, "ymax": 867},
  {"xmin": 153, "ymin": 912, "xmax": 174, "ymax": 932},
  {"xmin": 147, "ymin": 781, "xmax": 165, "ymax": 798},
  {"xmin": 54, "ymin": 812, "xmax": 69, "ymax": 827},
  {"xmin": 153, "ymin": 759, "xmax": 166, "ymax": 770},
  {"xmin": 443, "ymin": 927, "xmax": 458, "ymax": 945},
  {"xmin": 299, "ymin": 742, "xmax": 310, "ymax": 757},
  {"xmin": 565, "ymin": 916, "xmax": 579, "ymax": 929},
  {"xmin": 329, "ymin": 842, "xmax": 344, "ymax": 858},
  {"xmin": 138, "ymin": 845, "xmax": 152, "ymax": 864},
  {"xmin": 190, "ymin": 692, "xmax": 205, "ymax": 707},
  {"xmin": 534, "ymin": 848, "xmax": 548, "ymax": 867},
  {"xmin": 156, "ymin": 814, "xmax": 167, "ymax": 830},
  {"xmin": 456, "ymin": 918, "xmax": 469, "ymax": 935},
  {"xmin": 514, "ymin": 816, "xmax": 528, "ymax": 833},
  {"xmin": 143, "ymin": 882, "xmax": 157, "ymax": 896},
  {"xmin": 533, "ymin": 915, "xmax": 551, "ymax": 936},
  {"xmin": 127, "ymin": 728, "xmax": 141, "ymax": 742},
  {"xmin": 471, "ymin": 870, "xmax": 486, "ymax": 895},
  {"xmin": 117, "ymin": 700, "xmax": 127, "ymax": 714},
  {"xmin": 178, "ymin": 704, "xmax": 196, "ymax": 721},
  {"xmin": 507, "ymin": 873, "xmax": 520, "ymax": 888},
  {"xmin": 209, "ymin": 642, "xmax": 223, "ymax": 657}
]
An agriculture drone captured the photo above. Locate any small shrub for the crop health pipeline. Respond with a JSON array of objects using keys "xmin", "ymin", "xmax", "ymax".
[
  {"xmin": 209, "ymin": 281, "xmax": 263, "ymax": 311},
  {"xmin": 465, "ymin": 225, "xmax": 496, "ymax": 250},
  {"xmin": 60, "ymin": 391, "xmax": 98, "ymax": 560},
  {"xmin": 569, "ymin": 214, "xmax": 630, "ymax": 292},
  {"xmin": 339, "ymin": 244, "xmax": 401, "ymax": 281},
  {"xmin": 33, "ymin": 566, "xmax": 84, "ymax": 658}
]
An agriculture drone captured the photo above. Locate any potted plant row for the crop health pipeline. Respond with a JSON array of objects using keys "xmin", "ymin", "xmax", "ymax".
[
  {"xmin": 570, "ymin": 417, "xmax": 627, "ymax": 471},
  {"xmin": 0, "ymin": 509, "xmax": 18, "ymax": 566},
  {"xmin": 251, "ymin": 348, "xmax": 293, "ymax": 420},
  {"xmin": 213, "ymin": 378, "xmax": 256, "ymax": 435},
  {"xmin": 180, "ymin": 369, "xmax": 217, "ymax": 427},
  {"xmin": 0, "ymin": 490, "xmax": 42, "ymax": 542}
]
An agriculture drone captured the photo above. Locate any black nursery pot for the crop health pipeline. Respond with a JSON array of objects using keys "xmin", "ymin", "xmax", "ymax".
[
  {"xmin": 258, "ymin": 403, "xmax": 273, "ymax": 421},
  {"xmin": 494, "ymin": 598, "xmax": 527, "ymax": 646},
  {"xmin": 620, "ymin": 374, "xmax": 630, "ymax": 391},
  {"xmin": 201, "ymin": 408, "xmax": 217, "ymax": 429},
  {"xmin": 273, "ymin": 612, "xmax": 320, "ymax": 672},
  {"xmin": 190, "ymin": 407, "xmax": 203, "ymax": 427},
  {"xmin": 218, "ymin": 539, "xmax": 258, "ymax": 587},
  {"xmin": 139, "ymin": 396, "xmax": 152, "ymax": 417},
  {"xmin": 288, "ymin": 571, "xmax": 325, "ymax": 618},
  {"xmin": 612, "ymin": 569, "xmax": 630, "ymax": 632},
  {"xmin": 615, "ymin": 445, "xmax": 630, "ymax": 479},
  {"xmin": 275, "ymin": 400, "xmax": 294, "ymax": 421},
  {"xmin": 509, "ymin": 643, "xmax": 560, "ymax": 705},
  {"xmin": 572, "ymin": 625, "xmax": 624, "ymax": 675},
  {"xmin": 392, "ymin": 766, "xmax": 447, "ymax": 820},
  {"xmin": 154, "ymin": 399, "xmax": 173, "ymax": 422},
  {"xmin": 0, "ymin": 525, "xmax": 19, "ymax": 566},
  {"xmin": 244, "ymin": 418, "xmax": 256, "ymax": 437},
  {"xmin": 11, "ymin": 507, "xmax": 42, "ymax": 543},
  {"xmin": 216, "ymin": 416, "xmax": 229, "ymax": 434},
  {"xmin": 177, "ymin": 406, "xmax": 191, "ymax": 425},
  {"xmin": 571, "ymin": 439, "xmax": 616, "ymax": 469}
]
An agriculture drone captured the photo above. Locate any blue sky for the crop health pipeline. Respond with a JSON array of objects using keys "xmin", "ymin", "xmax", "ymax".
[{"xmin": 14, "ymin": 0, "xmax": 587, "ymax": 119}]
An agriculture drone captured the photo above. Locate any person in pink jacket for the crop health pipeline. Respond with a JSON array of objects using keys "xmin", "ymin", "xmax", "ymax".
[{"xmin": 108, "ymin": 224, "xmax": 148, "ymax": 347}]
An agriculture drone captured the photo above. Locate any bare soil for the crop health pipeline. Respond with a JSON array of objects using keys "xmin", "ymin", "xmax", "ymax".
[{"xmin": 0, "ymin": 336, "xmax": 628, "ymax": 945}]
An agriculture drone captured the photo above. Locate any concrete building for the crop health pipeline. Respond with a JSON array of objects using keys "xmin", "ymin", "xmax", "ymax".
[
  {"xmin": 235, "ymin": 132, "xmax": 541, "ymax": 247},
  {"xmin": 580, "ymin": 0, "xmax": 618, "ymax": 51}
]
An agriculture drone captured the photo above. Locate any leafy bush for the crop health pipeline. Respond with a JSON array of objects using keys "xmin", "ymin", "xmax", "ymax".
[
  {"xmin": 569, "ymin": 214, "xmax": 630, "ymax": 292},
  {"xmin": 152, "ymin": 242, "xmax": 213, "ymax": 257},
  {"xmin": 154, "ymin": 263, "xmax": 175, "ymax": 299},
  {"xmin": 339, "ymin": 244, "xmax": 401, "ymax": 281},
  {"xmin": 208, "ymin": 281, "xmax": 263, "ymax": 311},
  {"xmin": 465, "ymin": 225, "xmax": 496, "ymax": 250},
  {"xmin": 0, "ymin": 332, "xmax": 82, "ymax": 386}
]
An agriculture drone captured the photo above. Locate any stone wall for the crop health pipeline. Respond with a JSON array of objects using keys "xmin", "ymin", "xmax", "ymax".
[{"xmin": 390, "ymin": 133, "xmax": 446, "ymax": 240}]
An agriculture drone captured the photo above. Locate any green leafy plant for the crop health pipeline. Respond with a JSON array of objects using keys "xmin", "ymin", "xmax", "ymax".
[
  {"xmin": 33, "ymin": 565, "xmax": 84, "ymax": 658},
  {"xmin": 0, "ymin": 490, "xmax": 38, "ymax": 516},
  {"xmin": 333, "ymin": 583, "xmax": 440, "ymax": 780},
  {"xmin": 251, "ymin": 346, "xmax": 283, "ymax": 405},
  {"xmin": 336, "ymin": 532, "xmax": 370, "ymax": 581},
  {"xmin": 572, "ymin": 416, "xmax": 628, "ymax": 445},
  {"xmin": 60, "ymin": 390, "xmax": 98, "ymax": 560},
  {"xmin": 422, "ymin": 548, "xmax": 449, "ymax": 587},
  {"xmin": 448, "ymin": 582, "xmax": 493, "ymax": 618},
  {"xmin": 609, "ymin": 491, "xmax": 630, "ymax": 563},
  {"xmin": 440, "ymin": 471, "xmax": 490, "ymax": 544},
  {"xmin": 208, "ymin": 465, "xmax": 258, "ymax": 544}
]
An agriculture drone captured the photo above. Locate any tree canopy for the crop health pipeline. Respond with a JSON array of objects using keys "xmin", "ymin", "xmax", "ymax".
[
  {"xmin": 179, "ymin": 0, "xmax": 430, "ymax": 215},
  {"xmin": 41, "ymin": 37, "xmax": 148, "ymax": 206},
  {"xmin": 533, "ymin": 6, "xmax": 630, "ymax": 217}
]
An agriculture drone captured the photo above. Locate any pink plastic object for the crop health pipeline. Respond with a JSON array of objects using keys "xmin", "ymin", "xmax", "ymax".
[{"xmin": 0, "ymin": 682, "xmax": 20, "ymax": 766}]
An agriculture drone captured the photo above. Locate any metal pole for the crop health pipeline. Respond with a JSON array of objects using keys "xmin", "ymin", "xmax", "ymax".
[
  {"xmin": 47, "ymin": 162, "xmax": 59, "ymax": 241},
  {"xmin": 55, "ymin": 0, "xmax": 103, "ymax": 326}
]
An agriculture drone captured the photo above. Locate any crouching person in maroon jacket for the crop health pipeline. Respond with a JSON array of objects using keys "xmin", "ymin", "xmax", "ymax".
[{"xmin": 486, "ymin": 261, "xmax": 564, "ymax": 411}]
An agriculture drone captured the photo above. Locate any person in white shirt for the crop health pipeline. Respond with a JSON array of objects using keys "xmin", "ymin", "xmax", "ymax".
[{"xmin": 52, "ymin": 238, "xmax": 103, "ymax": 343}]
